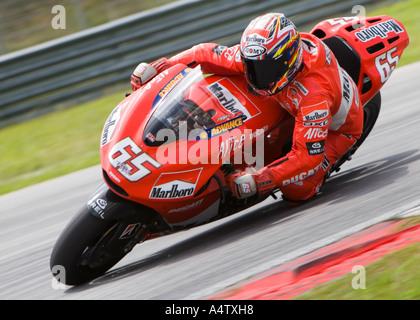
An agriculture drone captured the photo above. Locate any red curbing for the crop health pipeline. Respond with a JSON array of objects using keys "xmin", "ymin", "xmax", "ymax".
[{"xmin": 206, "ymin": 219, "xmax": 420, "ymax": 300}]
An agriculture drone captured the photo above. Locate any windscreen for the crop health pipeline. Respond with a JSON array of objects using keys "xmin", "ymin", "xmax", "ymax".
[{"xmin": 143, "ymin": 66, "xmax": 238, "ymax": 147}]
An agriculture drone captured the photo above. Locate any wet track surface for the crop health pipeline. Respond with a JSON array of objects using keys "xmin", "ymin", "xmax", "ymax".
[{"xmin": 1, "ymin": 62, "xmax": 419, "ymax": 300}]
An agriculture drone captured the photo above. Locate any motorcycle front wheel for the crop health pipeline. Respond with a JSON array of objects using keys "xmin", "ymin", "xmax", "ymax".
[{"xmin": 50, "ymin": 206, "xmax": 148, "ymax": 286}]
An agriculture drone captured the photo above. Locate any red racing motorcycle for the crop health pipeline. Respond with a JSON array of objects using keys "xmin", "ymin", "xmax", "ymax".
[{"xmin": 50, "ymin": 15, "xmax": 408, "ymax": 285}]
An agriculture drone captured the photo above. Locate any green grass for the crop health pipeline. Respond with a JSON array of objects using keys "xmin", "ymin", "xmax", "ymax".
[
  {"xmin": 1, "ymin": 0, "xmax": 175, "ymax": 54},
  {"xmin": 294, "ymin": 0, "xmax": 420, "ymax": 298},
  {"xmin": 0, "ymin": 0, "xmax": 419, "ymax": 196},
  {"xmin": 367, "ymin": 0, "xmax": 420, "ymax": 67},
  {"xmin": 0, "ymin": 90, "xmax": 125, "ymax": 195},
  {"xmin": 294, "ymin": 214, "xmax": 420, "ymax": 300},
  {"xmin": 0, "ymin": 0, "xmax": 419, "ymax": 301},
  {"xmin": 296, "ymin": 235, "xmax": 420, "ymax": 299}
]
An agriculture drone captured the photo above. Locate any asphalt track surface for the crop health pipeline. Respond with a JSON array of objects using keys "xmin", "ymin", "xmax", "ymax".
[{"xmin": 1, "ymin": 62, "xmax": 419, "ymax": 300}]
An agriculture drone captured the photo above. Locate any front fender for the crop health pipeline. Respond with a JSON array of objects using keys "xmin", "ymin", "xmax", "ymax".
[{"xmin": 86, "ymin": 182, "xmax": 170, "ymax": 231}]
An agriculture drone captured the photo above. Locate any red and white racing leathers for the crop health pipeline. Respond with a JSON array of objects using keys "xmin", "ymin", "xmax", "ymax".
[{"xmin": 165, "ymin": 32, "xmax": 364, "ymax": 202}]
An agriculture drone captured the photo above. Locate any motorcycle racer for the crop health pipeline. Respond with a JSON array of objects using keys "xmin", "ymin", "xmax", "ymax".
[{"xmin": 131, "ymin": 13, "xmax": 364, "ymax": 205}]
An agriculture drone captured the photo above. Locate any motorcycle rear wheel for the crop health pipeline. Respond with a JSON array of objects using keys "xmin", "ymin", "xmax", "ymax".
[{"xmin": 332, "ymin": 91, "xmax": 381, "ymax": 170}]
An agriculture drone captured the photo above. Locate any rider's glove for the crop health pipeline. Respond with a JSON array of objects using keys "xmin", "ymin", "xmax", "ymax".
[
  {"xmin": 130, "ymin": 57, "xmax": 172, "ymax": 91},
  {"xmin": 226, "ymin": 167, "xmax": 277, "ymax": 199}
]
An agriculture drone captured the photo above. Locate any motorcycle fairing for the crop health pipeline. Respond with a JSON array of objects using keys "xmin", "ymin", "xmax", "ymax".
[
  {"xmin": 311, "ymin": 15, "xmax": 409, "ymax": 105},
  {"xmin": 100, "ymin": 64, "xmax": 293, "ymax": 225}
]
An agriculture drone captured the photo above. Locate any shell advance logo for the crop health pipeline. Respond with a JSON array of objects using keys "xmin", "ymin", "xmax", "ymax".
[
  {"xmin": 204, "ymin": 116, "xmax": 243, "ymax": 138},
  {"xmin": 152, "ymin": 68, "xmax": 192, "ymax": 107}
]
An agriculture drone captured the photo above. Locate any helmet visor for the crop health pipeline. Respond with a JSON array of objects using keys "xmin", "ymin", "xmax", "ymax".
[{"xmin": 242, "ymin": 55, "xmax": 289, "ymax": 90}]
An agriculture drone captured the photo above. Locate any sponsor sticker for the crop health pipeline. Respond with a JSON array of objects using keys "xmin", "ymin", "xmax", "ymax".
[
  {"xmin": 242, "ymin": 45, "xmax": 267, "ymax": 58},
  {"xmin": 245, "ymin": 33, "xmax": 267, "ymax": 44},
  {"xmin": 293, "ymin": 81, "xmax": 308, "ymax": 96},
  {"xmin": 301, "ymin": 101, "xmax": 329, "ymax": 123},
  {"xmin": 287, "ymin": 86, "xmax": 303, "ymax": 108},
  {"xmin": 119, "ymin": 223, "xmax": 141, "ymax": 239},
  {"xmin": 151, "ymin": 68, "xmax": 192, "ymax": 107},
  {"xmin": 168, "ymin": 199, "xmax": 204, "ymax": 214},
  {"xmin": 205, "ymin": 116, "xmax": 243, "ymax": 138},
  {"xmin": 207, "ymin": 80, "xmax": 260, "ymax": 121},
  {"xmin": 282, "ymin": 162, "xmax": 323, "ymax": 186},
  {"xmin": 150, "ymin": 168, "xmax": 202, "ymax": 199},
  {"xmin": 303, "ymin": 119, "xmax": 329, "ymax": 127},
  {"xmin": 306, "ymin": 140, "xmax": 325, "ymax": 156},
  {"xmin": 241, "ymin": 182, "xmax": 252, "ymax": 194},
  {"xmin": 303, "ymin": 127, "xmax": 328, "ymax": 140},
  {"xmin": 355, "ymin": 19, "xmax": 404, "ymax": 43},
  {"xmin": 101, "ymin": 105, "xmax": 121, "ymax": 146},
  {"xmin": 303, "ymin": 110, "xmax": 329, "ymax": 122},
  {"xmin": 212, "ymin": 45, "xmax": 227, "ymax": 56},
  {"xmin": 326, "ymin": 17, "xmax": 358, "ymax": 26},
  {"xmin": 87, "ymin": 199, "xmax": 108, "ymax": 219}
]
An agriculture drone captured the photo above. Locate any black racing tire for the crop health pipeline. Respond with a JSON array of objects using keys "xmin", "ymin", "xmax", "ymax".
[
  {"xmin": 50, "ymin": 207, "xmax": 135, "ymax": 286},
  {"xmin": 356, "ymin": 91, "xmax": 382, "ymax": 149},
  {"xmin": 329, "ymin": 91, "xmax": 381, "ymax": 173}
]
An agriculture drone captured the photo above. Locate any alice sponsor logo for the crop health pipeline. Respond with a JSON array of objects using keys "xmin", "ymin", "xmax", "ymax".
[
  {"xmin": 153, "ymin": 123, "xmax": 266, "ymax": 169},
  {"xmin": 304, "ymin": 128, "xmax": 328, "ymax": 140}
]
